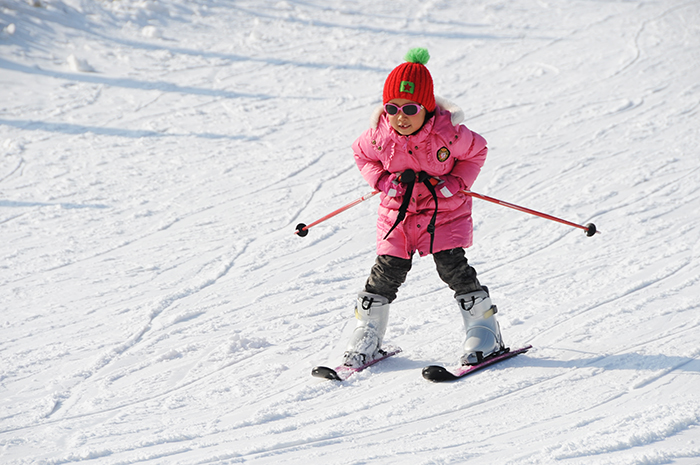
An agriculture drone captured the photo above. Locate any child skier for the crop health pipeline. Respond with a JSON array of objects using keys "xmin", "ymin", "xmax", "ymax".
[{"xmin": 343, "ymin": 48, "xmax": 505, "ymax": 368}]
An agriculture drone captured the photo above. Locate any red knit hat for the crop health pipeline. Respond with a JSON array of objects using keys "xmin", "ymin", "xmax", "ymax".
[{"xmin": 383, "ymin": 48, "xmax": 436, "ymax": 112}]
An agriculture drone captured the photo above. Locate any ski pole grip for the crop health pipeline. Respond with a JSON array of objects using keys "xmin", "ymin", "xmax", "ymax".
[{"xmin": 398, "ymin": 169, "xmax": 416, "ymax": 184}]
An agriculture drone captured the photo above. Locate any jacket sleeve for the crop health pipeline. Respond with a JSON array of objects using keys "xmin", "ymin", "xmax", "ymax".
[
  {"xmin": 449, "ymin": 128, "xmax": 487, "ymax": 190},
  {"xmin": 352, "ymin": 130, "xmax": 386, "ymax": 190}
]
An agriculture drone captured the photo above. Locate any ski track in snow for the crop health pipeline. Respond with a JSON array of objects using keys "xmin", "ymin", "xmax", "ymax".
[{"xmin": 1, "ymin": 0, "xmax": 700, "ymax": 464}]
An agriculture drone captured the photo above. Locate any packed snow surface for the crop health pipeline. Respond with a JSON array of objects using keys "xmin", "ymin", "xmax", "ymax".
[{"xmin": 1, "ymin": 0, "xmax": 699, "ymax": 464}]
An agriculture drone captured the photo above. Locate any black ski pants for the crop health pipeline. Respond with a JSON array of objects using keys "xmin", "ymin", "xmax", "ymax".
[{"xmin": 364, "ymin": 248, "xmax": 482, "ymax": 303}]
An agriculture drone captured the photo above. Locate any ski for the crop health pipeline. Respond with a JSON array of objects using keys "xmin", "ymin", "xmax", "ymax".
[
  {"xmin": 422, "ymin": 345, "xmax": 532, "ymax": 382},
  {"xmin": 311, "ymin": 346, "xmax": 402, "ymax": 381}
]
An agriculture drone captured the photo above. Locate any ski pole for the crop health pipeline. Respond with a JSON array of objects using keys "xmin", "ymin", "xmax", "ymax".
[
  {"xmin": 295, "ymin": 190, "xmax": 380, "ymax": 237},
  {"xmin": 462, "ymin": 190, "xmax": 599, "ymax": 236}
]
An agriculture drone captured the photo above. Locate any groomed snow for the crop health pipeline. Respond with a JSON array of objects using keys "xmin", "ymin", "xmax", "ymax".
[{"xmin": 1, "ymin": 1, "xmax": 699, "ymax": 464}]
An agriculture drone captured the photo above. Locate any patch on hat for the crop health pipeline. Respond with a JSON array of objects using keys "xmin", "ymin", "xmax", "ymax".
[
  {"xmin": 400, "ymin": 81, "xmax": 415, "ymax": 94},
  {"xmin": 437, "ymin": 147, "xmax": 450, "ymax": 162}
]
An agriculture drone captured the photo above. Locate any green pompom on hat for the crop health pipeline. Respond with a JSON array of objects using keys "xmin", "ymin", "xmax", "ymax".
[
  {"xmin": 404, "ymin": 47, "xmax": 430, "ymax": 65},
  {"xmin": 383, "ymin": 48, "xmax": 435, "ymax": 112}
]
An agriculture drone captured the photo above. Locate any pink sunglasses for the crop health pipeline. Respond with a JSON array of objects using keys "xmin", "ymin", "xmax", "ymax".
[{"xmin": 384, "ymin": 103, "xmax": 423, "ymax": 116}]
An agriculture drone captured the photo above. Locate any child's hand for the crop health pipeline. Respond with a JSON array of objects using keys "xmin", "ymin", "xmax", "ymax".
[
  {"xmin": 377, "ymin": 172, "xmax": 407, "ymax": 197},
  {"xmin": 434, "ymin": 175, "xmax": 465, "ymax": 198}
]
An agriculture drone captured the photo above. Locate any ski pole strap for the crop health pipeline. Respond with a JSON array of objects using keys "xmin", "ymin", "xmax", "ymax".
[
  {"xmin": 383, "ymin": 169, "xmax": 416, "ymax": 241},
  {"xmin": 418, "ymin": 171, "xmax": 439, "ymax": 254},
  {"xmin": 382, "ymin": 170, "xmax": 439, "ymax": 255}
]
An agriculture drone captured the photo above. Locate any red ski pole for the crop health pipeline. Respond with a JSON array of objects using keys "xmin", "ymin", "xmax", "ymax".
[
  {"xmin": 462, "ymin": 190, "xmax": 599, "ymax": 236},
  {"xmin": 295, "ymin": 190, "xmax": 380, "ymax": 237}
]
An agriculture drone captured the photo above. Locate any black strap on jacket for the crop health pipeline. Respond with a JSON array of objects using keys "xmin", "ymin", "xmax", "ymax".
[
  {"xmin": 383, "ymin": 170, "xmax": 440, "ymax": 254},
  {"xmin": 383, "ymin": 169, "xmax": 415, "ymax": 241},
  {"xmin": 418, "ymin": 171, "xmax": 439, "ymax": 254}
]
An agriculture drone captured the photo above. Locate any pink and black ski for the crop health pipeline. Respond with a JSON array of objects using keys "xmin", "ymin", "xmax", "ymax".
[
  {"xmin": 311, "ymin": 346, "xmax": 402, "ymax": 381},
  {"xmin": 422, "ymin": 345, "xmax": 532, "ymax": 382}
]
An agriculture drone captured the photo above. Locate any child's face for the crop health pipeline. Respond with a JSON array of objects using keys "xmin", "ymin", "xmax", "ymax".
[{"xmin": 386, "ymin": 98, "xmax": 426, "ymax": 136}]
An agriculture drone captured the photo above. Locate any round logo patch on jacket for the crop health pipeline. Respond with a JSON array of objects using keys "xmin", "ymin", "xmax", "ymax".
[{"xmin": 436, "ymin": 147, "xmax": 450, "ymax": 162}]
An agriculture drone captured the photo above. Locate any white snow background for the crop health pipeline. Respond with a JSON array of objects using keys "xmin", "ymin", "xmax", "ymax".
[{"xmin": 1, "ymin": 0, "xmax": 699, "ymax": 464}]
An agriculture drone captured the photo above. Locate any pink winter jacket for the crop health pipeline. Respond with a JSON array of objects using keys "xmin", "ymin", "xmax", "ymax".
[{"xmin": 353, "ymin": 107, "xmax": 487, "ymax": 259}]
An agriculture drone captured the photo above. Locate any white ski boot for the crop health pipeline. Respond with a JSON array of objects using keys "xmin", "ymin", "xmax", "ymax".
[
  {"xmin": 457, "ymin": 289, "xmax": 505, "ymax": 365},
  {"xmin": 342, "ymin": 292, "xmax": 390, "ymax": 368}
]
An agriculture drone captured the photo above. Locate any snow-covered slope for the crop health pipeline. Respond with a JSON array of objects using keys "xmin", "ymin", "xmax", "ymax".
[{"xmin": 1, "ymin": 1, "xmax": 699, "ymax": 463}]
